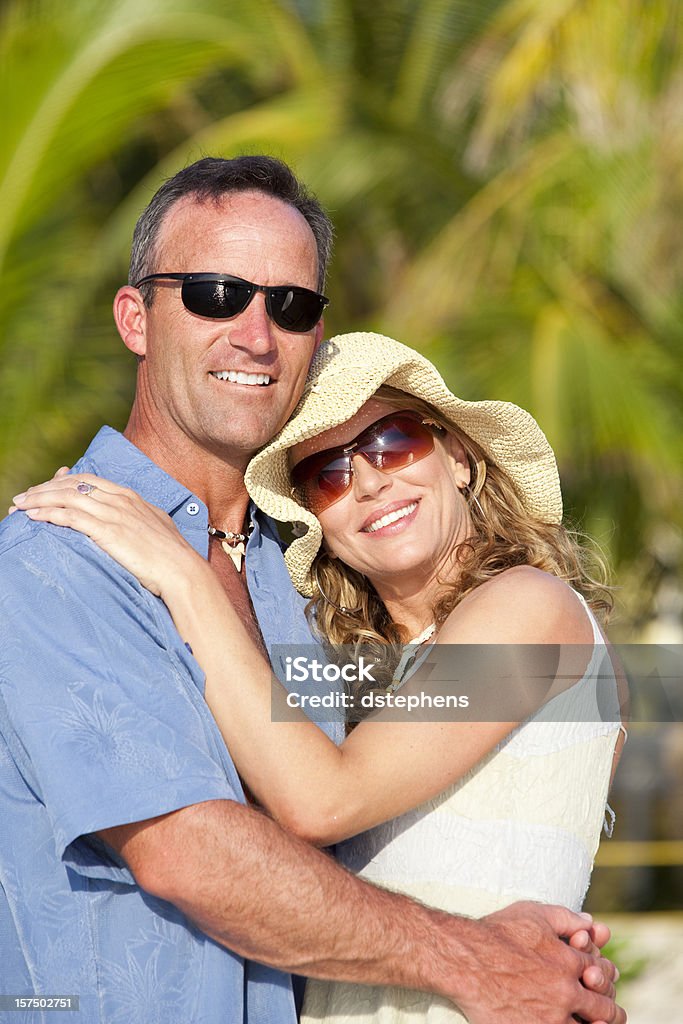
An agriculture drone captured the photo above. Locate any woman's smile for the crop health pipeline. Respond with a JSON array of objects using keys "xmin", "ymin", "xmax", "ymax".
[{"xmin": 360, "ymin": 499, "xmax": 420, "ymax": 534}]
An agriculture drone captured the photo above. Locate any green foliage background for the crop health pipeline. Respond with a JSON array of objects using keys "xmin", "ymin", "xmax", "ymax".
[{"xmin": 1, "ymin": 0, "xmax": 682, "ymax": 635}]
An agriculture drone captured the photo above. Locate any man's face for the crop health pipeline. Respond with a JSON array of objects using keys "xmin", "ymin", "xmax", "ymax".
[{"xmin": 131, "ymin": 191, "xmax": 324, "ymax": 463}]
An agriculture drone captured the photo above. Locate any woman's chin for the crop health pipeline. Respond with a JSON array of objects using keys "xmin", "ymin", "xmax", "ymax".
[{"xmin": 364, "ymin": 556, "xmax": 442, "ymax": 595}]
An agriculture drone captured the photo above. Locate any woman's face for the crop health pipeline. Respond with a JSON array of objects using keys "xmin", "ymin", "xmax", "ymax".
[{"xmin": 290, "ymin": 399, "xmax": 473, "ymax": 601}]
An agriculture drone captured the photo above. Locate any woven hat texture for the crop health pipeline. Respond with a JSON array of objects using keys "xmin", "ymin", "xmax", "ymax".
[{"xmin": 245, "ymin": 332, "xmax": 562, "ymax": 596}]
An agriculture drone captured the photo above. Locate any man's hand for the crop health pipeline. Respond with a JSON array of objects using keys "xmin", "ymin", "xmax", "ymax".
[{"xmin": 451, "ymin": 902, "xmax": 625, "ymax": 1024}]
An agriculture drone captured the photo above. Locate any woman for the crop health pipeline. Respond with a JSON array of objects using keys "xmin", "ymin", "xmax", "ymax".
[{"xmin": 13, "ymin": 332, "xmax": 624, "ymax": 1023}]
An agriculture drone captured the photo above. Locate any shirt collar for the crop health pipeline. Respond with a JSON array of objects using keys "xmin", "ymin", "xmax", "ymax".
[{"xmin": 78, "ymin": 426, "xmax": 196, "ymax": 515}]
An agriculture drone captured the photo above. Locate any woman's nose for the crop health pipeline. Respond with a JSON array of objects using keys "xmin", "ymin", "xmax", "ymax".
[{"xmin": 351, "ymin": 453, "xmax": 393, "ymax": 499}]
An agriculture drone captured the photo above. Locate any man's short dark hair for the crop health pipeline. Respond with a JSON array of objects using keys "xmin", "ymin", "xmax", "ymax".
[{"xmin": 129, "ymin": 155, "xmax": 333, "ymax": 302}]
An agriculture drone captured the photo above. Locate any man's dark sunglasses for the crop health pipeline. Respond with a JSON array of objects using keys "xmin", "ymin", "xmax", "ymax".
[
  {"xmin": 291, "ymin": 411, "xmax": 441, "ymax": 515},
  {"xmin": 134, "ymin": 272, "xmax": 329, "ymax": 333}
]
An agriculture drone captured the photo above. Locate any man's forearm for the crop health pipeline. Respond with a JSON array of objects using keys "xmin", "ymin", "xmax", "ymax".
[
  {"xmin": 102, "ymin": 799, "xmax": 468, "ymax": 998},
  {"xmin": 101, "ymin": 799, "xmax": 622, "ymax": 1024}
]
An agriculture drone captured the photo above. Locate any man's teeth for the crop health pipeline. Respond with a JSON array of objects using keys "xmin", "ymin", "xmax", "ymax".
[
  {"xmin": 211, "ymin": 371, "xmax": 270, "ymax": 385},
  {"xmin": 364, "ymin": 502, "xmax": 418, "ymax": 533}
]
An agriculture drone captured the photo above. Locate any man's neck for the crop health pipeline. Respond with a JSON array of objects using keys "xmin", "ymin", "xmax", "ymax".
[{"xmin": 123, "ymin": 417, "xmax": 253, "ymax": 534}]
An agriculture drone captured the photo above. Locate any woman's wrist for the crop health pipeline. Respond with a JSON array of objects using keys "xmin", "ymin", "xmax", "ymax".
[{"xmin": 157, "ymin": 546, "xmax": 214, "ymax": 604}]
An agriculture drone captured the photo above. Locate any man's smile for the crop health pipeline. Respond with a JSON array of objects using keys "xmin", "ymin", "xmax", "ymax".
[{"xmin": 209, "ymin": 370, "xmax": 271, "ymax": 385}]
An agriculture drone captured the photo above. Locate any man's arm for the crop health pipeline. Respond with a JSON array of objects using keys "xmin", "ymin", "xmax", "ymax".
[{"xmin": 100, "ymin": 799, "xmax": 624, "ymax": 1024}]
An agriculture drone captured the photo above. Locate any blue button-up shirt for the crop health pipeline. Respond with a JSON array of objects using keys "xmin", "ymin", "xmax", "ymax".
[{"xmin": 0, "ymin": 427, "xmax": 333, "ymax": 1024}]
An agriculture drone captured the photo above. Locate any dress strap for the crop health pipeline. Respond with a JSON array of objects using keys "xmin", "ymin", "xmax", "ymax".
[{"xmin": 569, "ymin": 588, "xmax": 604, "ymax": 646}]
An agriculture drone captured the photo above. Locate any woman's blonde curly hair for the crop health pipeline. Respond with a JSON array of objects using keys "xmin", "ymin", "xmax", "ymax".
[{"xmin": 305, "ymin": 386, "xmax": 613, "ymax": 697}]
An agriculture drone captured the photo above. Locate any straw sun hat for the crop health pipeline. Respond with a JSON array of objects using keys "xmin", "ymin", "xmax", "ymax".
[{"xmin": 245, "ymin": 332, "xmax": 562, "ymax": 597}]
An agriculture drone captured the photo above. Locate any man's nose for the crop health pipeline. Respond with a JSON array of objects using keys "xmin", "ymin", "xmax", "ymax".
[
  {"xmin": 351, "ymin": 453, "xmax": 393, "ymax": 499},
  {"xmin": 226, "ymin": 293, "xmax": 278, "ymax": 358}
]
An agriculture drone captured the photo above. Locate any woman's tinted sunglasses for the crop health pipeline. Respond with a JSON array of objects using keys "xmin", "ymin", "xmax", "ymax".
[
  {"xmin": 291, "ymin": 411, "xmax": 442, "ymax": 515},
  {"xmin": 135, "ymin": 272, "xmax": 329, "ymax": 333}
]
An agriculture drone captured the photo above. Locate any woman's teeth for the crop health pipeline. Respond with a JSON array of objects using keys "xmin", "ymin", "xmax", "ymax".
[
  {"xmin": 364, "ymin": 502, "xmax": 418, "ymax": 533},
  {"xmin": 210, "ymin": 371, "xmax": 270, "ymax": 385}
]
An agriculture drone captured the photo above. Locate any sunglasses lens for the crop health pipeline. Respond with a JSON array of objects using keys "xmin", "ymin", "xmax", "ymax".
[
  {"xmin": 359, "ymin": 416, "xmax": 434, "ymax": 471},
  {"xmin": 268, "ymin": 288, "xmax": 326, "ymax": 332},
  {"xmin": 181, "ymin": 278, "xmax": 252, "ymax": 319},
  {"xmin": 293, "ymin": 454, "xmax": 352, "ymax": 515},
  {"xmin": 291, "ymin": 414, "xmax": 436, "ymax": 514}
]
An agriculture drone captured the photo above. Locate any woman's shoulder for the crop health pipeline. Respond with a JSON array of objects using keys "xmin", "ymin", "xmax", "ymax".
[{"xmin": 439, "ymin": 566, "xmax": 594, "ymax": 645}]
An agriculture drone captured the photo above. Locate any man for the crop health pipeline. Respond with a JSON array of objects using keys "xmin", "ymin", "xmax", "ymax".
[{"xmin": 0, "ymin": 156, "xmax": 624, "ymax": 1023}]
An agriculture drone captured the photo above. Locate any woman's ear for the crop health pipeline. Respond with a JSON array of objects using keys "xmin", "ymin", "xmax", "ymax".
[{"xmin": 443, "ymin": 432, "xmax": 471, "ymax": 491}]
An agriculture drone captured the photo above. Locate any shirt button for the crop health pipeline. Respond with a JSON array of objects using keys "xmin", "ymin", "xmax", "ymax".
[{"xmin": 186, "ymin": 502, "xmax": 200, "ymax": 516}]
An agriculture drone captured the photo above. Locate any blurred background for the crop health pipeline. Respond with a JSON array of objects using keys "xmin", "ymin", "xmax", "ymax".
[{"xmin": 1, "ymin": 1, "xmax": 681, "ymax": 1015}]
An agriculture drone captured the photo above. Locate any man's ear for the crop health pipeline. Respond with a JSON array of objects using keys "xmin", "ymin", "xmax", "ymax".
[
  {"xmin": 312, "ymin": 316, "xmax": 325, "ymax": 354},
  {"xmin": 113, "ymin": 286, "xmax": 148, "ymax": 356}
]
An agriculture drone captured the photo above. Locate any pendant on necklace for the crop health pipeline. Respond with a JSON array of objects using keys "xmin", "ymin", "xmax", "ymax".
[
  {"xmin": 208, "ymin": 525, "xmax": 249, "ymax": 573},
  {"xmin": 222, "ymin": 539, "xmax": 245, "ymax": 572}
]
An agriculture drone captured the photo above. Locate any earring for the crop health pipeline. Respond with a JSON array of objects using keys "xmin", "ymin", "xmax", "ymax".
[
  {"xmin": 313, "ymin": 562, "xmax": 363, "ymax": 615},
  {"xmin": 464, "ymin": 484, "xmax": 485, "ymax": 519}
]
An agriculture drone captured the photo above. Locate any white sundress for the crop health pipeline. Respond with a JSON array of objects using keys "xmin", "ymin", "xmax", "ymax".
[{"xmin": 301, "ymin": 592, "xmax": 622, "ymax": 1024}]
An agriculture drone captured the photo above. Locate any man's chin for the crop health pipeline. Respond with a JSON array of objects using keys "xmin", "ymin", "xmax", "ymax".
[{"xmin": 203, "ymin": 423, "xmax": 282, "ymax": 461}]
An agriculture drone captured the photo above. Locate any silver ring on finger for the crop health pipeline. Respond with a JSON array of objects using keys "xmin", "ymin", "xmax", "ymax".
[{"xmin": 76, "ymin": 481, "xmax": 97, "ymax": 497}]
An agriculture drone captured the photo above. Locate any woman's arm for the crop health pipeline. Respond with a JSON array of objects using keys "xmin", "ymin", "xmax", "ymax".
[{"xmin": 12, "ymin": 477, "xmax": 595, "ymax": 846}]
